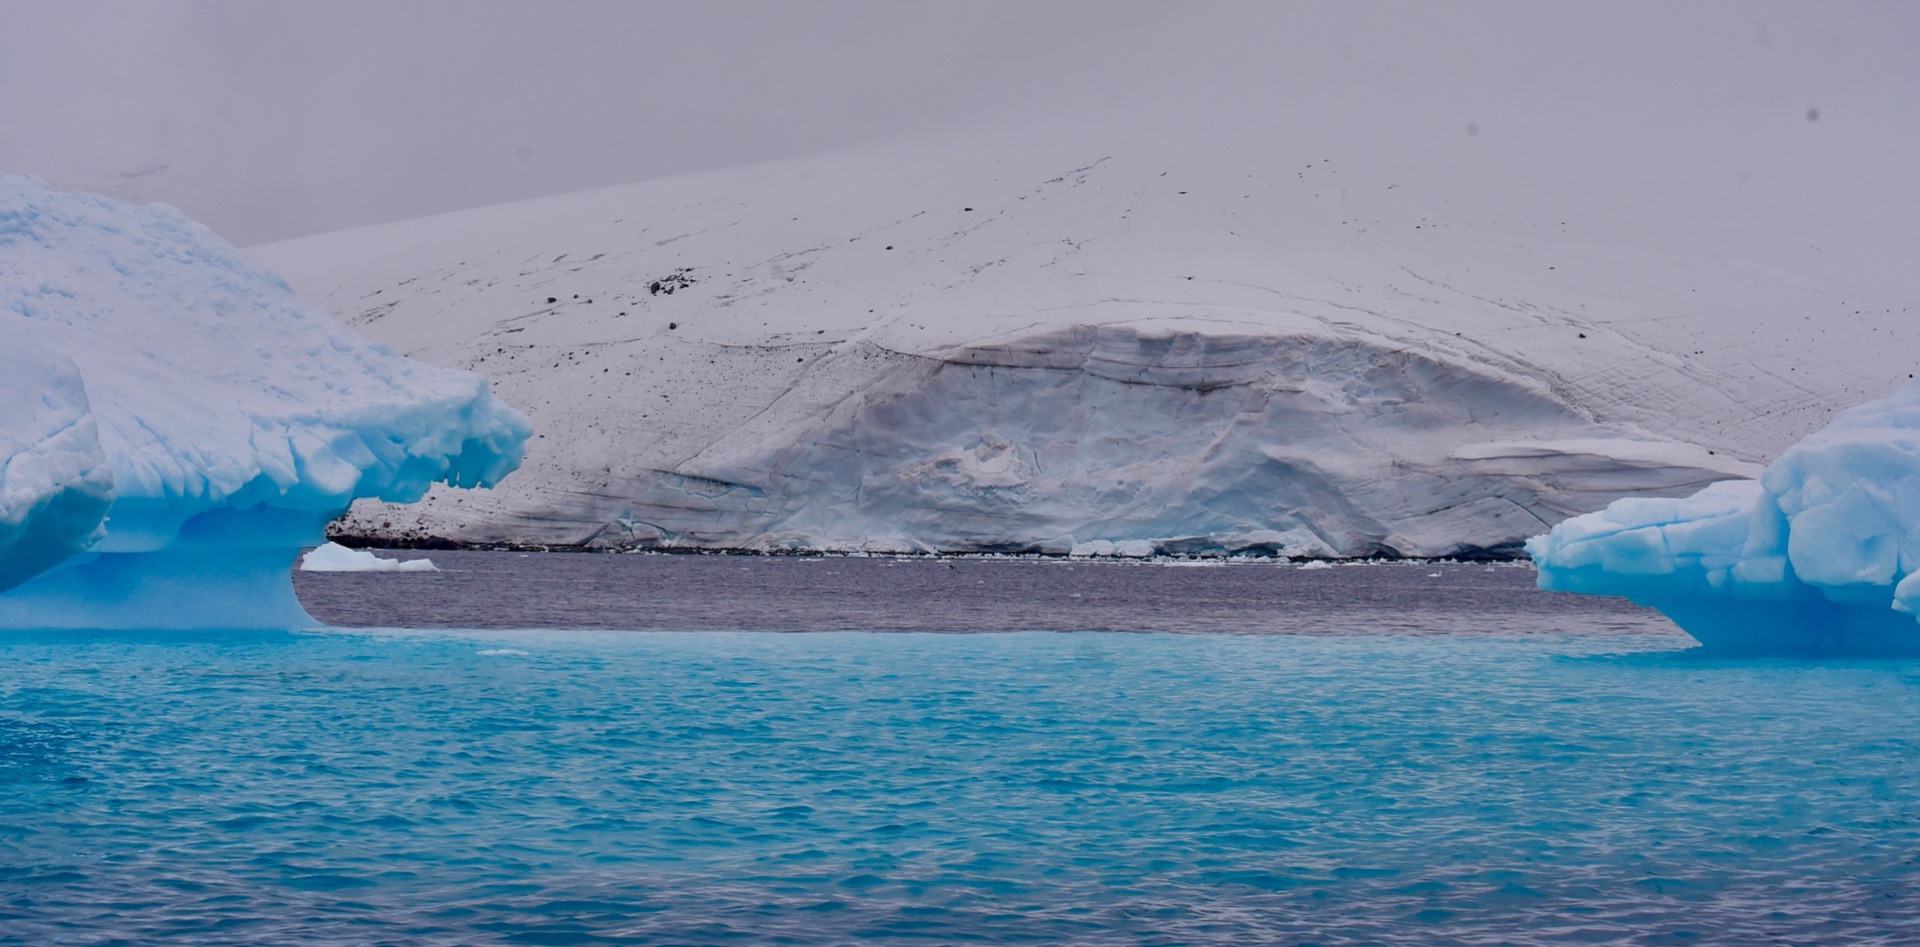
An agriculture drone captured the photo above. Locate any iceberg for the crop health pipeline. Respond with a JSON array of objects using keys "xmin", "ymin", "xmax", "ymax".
[
  {"xmin": 0, "ymin": 173, "xmax": 528, "ymax": 628},
  {"xmin": 1529, "ymin": 381, "xmax": 1920, "ymax": 654},
  {"xmin": 299, "ymin": 542, "xmax": 439, "ymax": 573}
]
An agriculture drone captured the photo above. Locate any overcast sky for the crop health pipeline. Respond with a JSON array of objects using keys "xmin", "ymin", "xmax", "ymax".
[{"xmin": 3, "ymin": 0, "xmax": 1915, "ymax": 245}]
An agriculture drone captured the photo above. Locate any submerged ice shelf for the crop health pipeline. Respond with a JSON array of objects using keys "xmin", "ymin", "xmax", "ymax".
[
  {"xmin": 0, "ymin": 174, "xmax": 527, "ymax": 628},
  {"xmin": 1530, "ymin": 381, "xmax": 1920, "ymax": 654}
]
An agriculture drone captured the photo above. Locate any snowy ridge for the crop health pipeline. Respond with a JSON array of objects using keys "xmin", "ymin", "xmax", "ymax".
[
  {"xmin": 1530, "ymin": 381, "xmax": 1920, "ymax": 654},
  {"xmin": 251, "ymin": 128, "xmax": 1919, "ymax": 555},
  {"xmin": 0, "ymin": 174, "xmax": 528, "ymax": 627}
]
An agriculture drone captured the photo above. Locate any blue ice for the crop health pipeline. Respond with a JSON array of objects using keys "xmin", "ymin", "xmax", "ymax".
[{"xmin": 1530, "ymin": 380, "xmax": 1920, "ymax": 654}]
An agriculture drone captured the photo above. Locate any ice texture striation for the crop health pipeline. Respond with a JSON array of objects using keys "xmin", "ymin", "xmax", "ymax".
[
  {"xmin": 1529, "ymin": 381, "xmax": 1920, "ymax": 654},
  {"xmin": 607, "ymin": 325, "xmax": 1747, "ymax": 557},
  {"xmin": 0, "ymin": 173, "xmax": 528, "ymax": 627}
]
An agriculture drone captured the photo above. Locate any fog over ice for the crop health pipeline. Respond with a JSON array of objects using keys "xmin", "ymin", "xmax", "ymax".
[{"xmin": 3, "ymin": 0, "xmax": 1916, "ymax": 246}]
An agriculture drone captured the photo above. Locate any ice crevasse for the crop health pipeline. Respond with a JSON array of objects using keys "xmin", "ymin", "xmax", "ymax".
[
  {"xmin": 0, "ymin": 174, "xmax": 528, "ymax": 628},
  {"xmin": 1529, "ymin": 381, "xmax": 1920, "ymax": 654}
]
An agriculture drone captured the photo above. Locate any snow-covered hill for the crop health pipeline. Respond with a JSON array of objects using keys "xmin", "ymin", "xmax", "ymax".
[{"xmin": 252, "ymin": 125, "xmax": 1919, "ymax": 557}]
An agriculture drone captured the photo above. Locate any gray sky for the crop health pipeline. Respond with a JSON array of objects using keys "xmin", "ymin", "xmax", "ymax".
[{"xmin": 3, "ymin": 0, "xmax": 1915, "ymax": 245}]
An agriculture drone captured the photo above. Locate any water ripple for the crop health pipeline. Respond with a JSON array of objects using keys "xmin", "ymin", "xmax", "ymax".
[{"xmin": 2, "ymin": 576, "xmax": 1918, "ymax": 942}]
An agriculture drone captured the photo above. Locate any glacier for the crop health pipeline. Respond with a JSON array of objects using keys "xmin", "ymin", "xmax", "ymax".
[
  {"xmin": 592, "ymin": 324, "xmax": 1752, "ymax": 557},
  {"xmin": 1529, "ymin": 381, "xmax": 1920, "ymax": 654},
  {"xmin": 0, "ymin": 173, "xmax": 528, "ymax": 628},
  {"xmin": 246, "ymin": 125, "xmax": 1920, "ymax": 557}
]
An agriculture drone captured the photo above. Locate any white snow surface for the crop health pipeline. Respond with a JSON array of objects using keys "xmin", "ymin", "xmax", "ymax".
[
  {"xmin": 251, "ymin": 127, "xmax": 1919, "ymax": 557},
  {"xmin": 299, "ymin": 542, "xmax": 438, "ymax": 573},
  {"xmin": 1529, "ymin": 382, "xmax": 1920, "ymax": 653},
  {"xmin": 0, "ymin": 173, "xmax": 527, "ymax": 626},
  {"xmin": 0, "ymin": 326, "xmax": 113, "ymax": 592}
]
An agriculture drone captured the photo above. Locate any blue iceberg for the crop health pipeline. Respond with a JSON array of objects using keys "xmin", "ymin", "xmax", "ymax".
[
  {"xmin": 1530, "ymin": 381, "xmax": 1920, "ymax": 654},
  {"xmin": 0, "ymin": 174, "xmax": 529, "ymax": 628}
]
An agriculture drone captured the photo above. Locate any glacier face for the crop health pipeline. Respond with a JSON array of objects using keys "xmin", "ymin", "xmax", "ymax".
[
  {"xmin": 1529, "ymin": 382, "xmax": 1920, "ymax": 654},
  {"xmin": 251, "ymin": 130, "xmax": 1917, "ymax": 555},
  {"xmin": 600, "ymin": 326, "xmax": 1745, "ymax": 556},
  {"xmin": 0, "ymin": 174, "xmax": 528, "ymax": 627}
]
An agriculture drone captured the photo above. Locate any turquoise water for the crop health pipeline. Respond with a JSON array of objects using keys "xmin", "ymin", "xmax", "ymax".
[{"xmin": 3, "ymin": 626, "xmax": 1918, "ymax": 944}]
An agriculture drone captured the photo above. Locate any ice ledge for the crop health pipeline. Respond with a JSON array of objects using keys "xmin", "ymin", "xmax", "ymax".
[{"xmin": 1452, "ymin": 439, "xmax": 1763, "ymax": 479}]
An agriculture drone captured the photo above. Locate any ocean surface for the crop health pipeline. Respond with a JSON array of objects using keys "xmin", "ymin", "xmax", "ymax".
[{"xmin": 3, "ymin": 555, "xmax": 1917, "ymax": 945}]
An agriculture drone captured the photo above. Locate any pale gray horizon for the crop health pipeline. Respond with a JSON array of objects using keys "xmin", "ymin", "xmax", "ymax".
[{"xmin": 2, "ymin": 0, "xmax": 1914, "ymax": 246}]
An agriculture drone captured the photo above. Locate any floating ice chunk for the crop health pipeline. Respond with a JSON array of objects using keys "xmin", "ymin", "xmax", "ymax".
[
  {"xmin": 300, "ymin": 542, "xmax": 439, "ymax": 573},
  {"xmin": 1529, "ymin": 381, "xmax": 1920, "ymax": 654},
  {"xmin": 0, "ymin": 174, "xmax": 526, "ymax": 628}
]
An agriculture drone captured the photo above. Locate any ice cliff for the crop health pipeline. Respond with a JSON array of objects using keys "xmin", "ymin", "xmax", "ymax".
[
  {"xmin": 1530, "ymin": 382, "xmax": 1920, "ymax": 654},
  {"xmin": 0, "ymin": 174, "xmax": 528, "ymax": 628},
  {"xmin": 252, "ymin": 128, "xmax": 1912, "ymax": 556},
  {"xmin": 605, "ymin": 324, "xmax": 1746, "ymax": 557},
  {"xmin": 0, "ymin": 328, "xmax": 113, "ymax": 593}
]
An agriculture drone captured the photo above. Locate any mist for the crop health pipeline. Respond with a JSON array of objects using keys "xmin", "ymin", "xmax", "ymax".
[{"xmin": 2, "ymin": 0, "xmax": 1913, "ymax": 245}]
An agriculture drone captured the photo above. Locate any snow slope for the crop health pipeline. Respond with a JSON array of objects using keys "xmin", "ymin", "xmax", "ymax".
[
  {"xmin": 0, "ymin": 174, "xmax": 527, "ymax": 627},
  {"xmin": 1530, "ymin": 381, "xmax": 1920, "ymax": 654},
  {"xmin": 252, "ymin": 126, "xmax": 1919, "ymax": 556}
]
